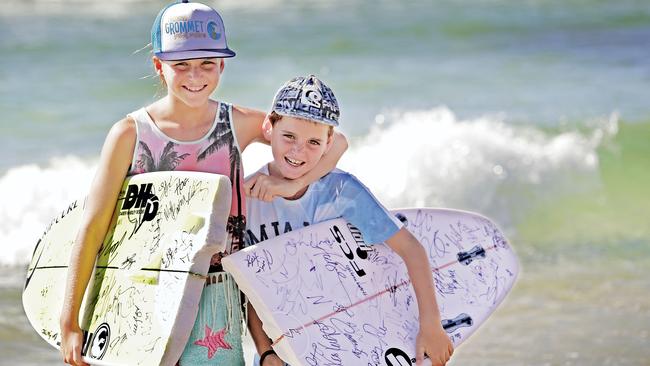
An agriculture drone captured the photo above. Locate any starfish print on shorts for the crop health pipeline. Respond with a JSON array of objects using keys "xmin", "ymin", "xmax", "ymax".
[{"xmin": 193, "ymin": 325, "xmax": 232, "ymax": 359}]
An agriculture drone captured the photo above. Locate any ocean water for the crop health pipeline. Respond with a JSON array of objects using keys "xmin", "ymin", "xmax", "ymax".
[{"xmin": 1, "ymin": 0, "xmax": 649, "ymax": 365}]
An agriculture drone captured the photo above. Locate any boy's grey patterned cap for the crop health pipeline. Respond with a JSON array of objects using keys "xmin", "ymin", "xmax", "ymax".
[{"xmin": 272, "ymin": 75, "xmax": 340, "ymax": 126}]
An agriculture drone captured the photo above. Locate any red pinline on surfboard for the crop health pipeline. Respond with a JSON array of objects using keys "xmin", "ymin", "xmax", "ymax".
[{"xmin": 271, "ymin": 244, "xmax": 500, "ymax": 346}]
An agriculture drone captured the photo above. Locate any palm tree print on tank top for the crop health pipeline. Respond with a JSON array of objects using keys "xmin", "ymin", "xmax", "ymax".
[
  {"xmin": 136, "ymin": 141, "xmax": 190, "ymax": 171},
  {"xmin": 197, "ymin": 103, "xmax": 245, "ymax": 266},
  {"xmin": 128, "ymin": 102, "xmax": 246, "ymax": 272}
]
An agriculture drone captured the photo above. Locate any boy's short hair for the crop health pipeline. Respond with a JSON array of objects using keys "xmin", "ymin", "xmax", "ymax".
[
  {"xmin": 271, "ymin": 75, "xmax": 340, "ymax": 127},
  {"xmin": 268, "ymin": 111, "xmax": 334, "ymax": 137}
]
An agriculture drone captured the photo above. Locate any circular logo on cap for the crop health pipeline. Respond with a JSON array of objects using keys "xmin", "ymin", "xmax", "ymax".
[
  {"xmin": 89, "ymin": 323, "xmax": 110, "ymax": 360},
  {"xmin": 301, "ymin": 85, "xmax": 323, "ymax": 109},
  {"xmin": 207, "ymin": 21, "xmax": 221, "ymax": 40}
]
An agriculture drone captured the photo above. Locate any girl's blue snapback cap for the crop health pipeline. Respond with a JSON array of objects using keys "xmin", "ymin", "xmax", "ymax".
[{"xmin": 151, "ymin": 0, "xmax": 235, "ymax": 60}]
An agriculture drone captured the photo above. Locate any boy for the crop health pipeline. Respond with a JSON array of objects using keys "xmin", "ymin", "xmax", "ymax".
[{"xmin": 244, "ymin": 75, "xmax": 453, "ymax": 366}]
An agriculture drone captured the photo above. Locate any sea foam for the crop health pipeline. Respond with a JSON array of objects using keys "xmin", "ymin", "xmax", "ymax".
[{"xmin": 1, "ymin": 107, "xmax": 617, "ymax": 266}]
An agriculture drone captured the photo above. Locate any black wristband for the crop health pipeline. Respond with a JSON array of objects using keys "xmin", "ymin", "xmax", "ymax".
[{"xmin": 259, "ymin": 349, "xmax": 277, "ymax": 365}]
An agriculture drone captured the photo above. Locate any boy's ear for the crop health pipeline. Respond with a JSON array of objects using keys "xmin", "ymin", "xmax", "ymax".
[
  {"xmin": 219, "ymin": 58, "xmax": 225, "ymax": 73},
  {"xmin": 262, "ymin": 116, "xmax": 273, "ymax": 141},
  {"xmin": 324, "ymin": 134, "xmax": 334, "ymax": 154}
]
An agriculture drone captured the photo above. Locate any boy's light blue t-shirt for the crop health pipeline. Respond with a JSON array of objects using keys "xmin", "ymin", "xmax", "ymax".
[{"xmin": 245, "ymin": 166, "xmax": 402, "ymax": 246}]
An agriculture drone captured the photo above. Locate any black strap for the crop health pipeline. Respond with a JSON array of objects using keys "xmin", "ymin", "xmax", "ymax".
[{"xmin": 259, "ymin": 349, "xmax": 277, "ymax": 365}]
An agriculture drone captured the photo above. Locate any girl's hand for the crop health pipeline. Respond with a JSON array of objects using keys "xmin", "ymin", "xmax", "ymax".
[
  {"xmin": 415, "ymin": 323, "xmax": 453, "ymax": 366},
  {"xmin": 60, "ymin": 324, "xmax": 90, "ymax": 366},
  {"xmin": 244, "ymin": 172, "xmax": 301, "ymax": 202}
]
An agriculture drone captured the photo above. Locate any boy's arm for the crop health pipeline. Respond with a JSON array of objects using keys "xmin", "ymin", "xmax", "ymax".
[
  {"xmin": 385, "ymin": 228, "xmax": 454, "ymax": 366},
  {"xmin": 247, "ymin": 303, "xmax": 285, "ymax": 366}
]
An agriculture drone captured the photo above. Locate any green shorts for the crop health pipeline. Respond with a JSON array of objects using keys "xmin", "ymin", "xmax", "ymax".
[{"xmin": 179, "ymin": 273, "xmax": 244, "ymax": 365}]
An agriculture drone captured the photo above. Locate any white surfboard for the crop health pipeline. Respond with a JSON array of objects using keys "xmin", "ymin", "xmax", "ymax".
[
  {"xmin": 22, "ymin": 171, "xmax": 231, "ymax": 366},
  {"xmin": 222, "ymin": 208, "xmax": 519, "ymax": 366}
]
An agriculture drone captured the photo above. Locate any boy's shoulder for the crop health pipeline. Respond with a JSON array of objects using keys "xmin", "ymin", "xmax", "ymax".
[
  {"xmin": 245, "ymin": 166, "xmax": 356, "ymax": 181},
  {"xmin": 320, "ymin": 168, "xmax": 354, "ymax": 182},
  {"xmin": 245, "ymin": 164, "xmax": 270, "ymax": 181},
  {"xmin": 315, "ymin": 168, "xmax": 367, "ymax": 193}
]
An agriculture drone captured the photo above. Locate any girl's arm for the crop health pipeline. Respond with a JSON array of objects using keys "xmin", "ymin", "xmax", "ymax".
[
  {"xmin": 233, "ymin": 106, "xmax": 348, "ymax": 201},
  {"xmin": 385, "ymin": 228, "xmax": 454, "ymax": 366},
  {"xmin": 60, "ymin": 118, "xmax": 136, "ymax": 366}
]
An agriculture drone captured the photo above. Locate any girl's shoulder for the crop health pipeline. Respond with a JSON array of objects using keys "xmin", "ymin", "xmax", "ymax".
[
  {"xmin": 229, "ymin": 104, "xmax": 267, "ymax": 150},
  {"xmin": 230, "ymin": 104, "xmax": 266, "ymax": 124},
  {"xmin": 95, "ymin": 116, "xmax": 138, "ymax": 178},
  {"xmin": 102, "ymin": 116, "xmax": 137, "ymax": 148},
  {"xmin": 111, "ymin": 116, "xmax": 137, "ymax": 138}
]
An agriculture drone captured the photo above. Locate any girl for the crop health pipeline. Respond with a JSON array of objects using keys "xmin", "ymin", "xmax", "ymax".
[{"xmin": 59, "ymin": 2, "xmax": 347, "ymax": 365}]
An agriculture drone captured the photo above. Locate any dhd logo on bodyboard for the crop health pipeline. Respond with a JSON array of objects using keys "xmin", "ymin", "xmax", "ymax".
[
  {"xmin": 81, "ymin": 323, "xmax": 110, "ymax": 360},
  {"xmin": 121, "ymin": 183, "xmax": 159, "ymax": 237}
]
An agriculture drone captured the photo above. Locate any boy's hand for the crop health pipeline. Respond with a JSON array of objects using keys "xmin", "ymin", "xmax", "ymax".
[
  {"xmin": 415, "ymin": 322, "xmax": 453, "ymax": 366},
  {"xmin": 244, "ymin": 172, "xmax": 301, "ymax": 202}
]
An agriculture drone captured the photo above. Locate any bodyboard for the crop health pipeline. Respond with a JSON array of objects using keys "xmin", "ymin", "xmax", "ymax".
[{"xmin": 223, "ymin": 208, "xmax": 519, "ymax": 366}]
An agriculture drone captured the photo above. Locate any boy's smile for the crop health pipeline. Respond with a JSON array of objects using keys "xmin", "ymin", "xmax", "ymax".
[{"xmin": 284, "ymin": 156, "xmax": 305, "ymax": 167}]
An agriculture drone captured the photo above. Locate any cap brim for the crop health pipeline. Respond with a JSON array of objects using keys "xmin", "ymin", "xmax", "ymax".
[
  {"xmin": 273, "ymin": 109, "xmax": 339, "ymax": 127},
  {"xmin": 155, "ymin": 49, "xmax": 236, "ymax": 60}
]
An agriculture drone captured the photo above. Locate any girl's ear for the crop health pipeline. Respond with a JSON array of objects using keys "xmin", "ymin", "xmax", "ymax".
[
  {"xmin": 153, "ymin": 56, "xmax": 163, "ymax": 74},
  {"xmin": 262, "ymin": 116, "xmax": 273, "ymax": 141},
  {"xmin": 152, "ymin": 56, "xmax": 166, "ymax": 85}
]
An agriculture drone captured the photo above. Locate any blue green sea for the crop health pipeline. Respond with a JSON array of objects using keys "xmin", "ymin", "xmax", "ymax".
[{"xmin": 1, "ymin": 0, "xmax": 648, "ymax": 365}]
